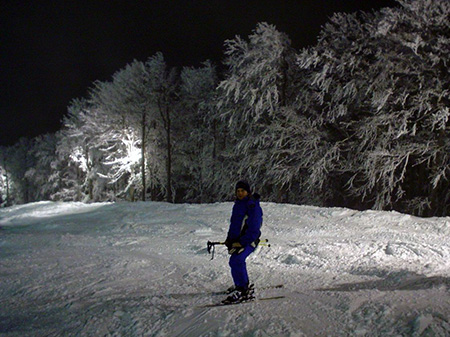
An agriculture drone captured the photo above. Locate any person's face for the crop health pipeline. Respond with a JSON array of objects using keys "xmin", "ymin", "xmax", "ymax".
[{"xmin": 236, "ymin": 188, "xmax": 249, "ymax": 200}]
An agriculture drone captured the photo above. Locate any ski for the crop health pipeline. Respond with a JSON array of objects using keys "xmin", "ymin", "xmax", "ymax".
[
  {"xmin": 168, "ymin": 284, "xmax": 283, "ymax": 300},
  {"xmin": 199, "ymin": 284, "xmax": 285, "ymax": 308},
  {"xmin": 199, "ymin": 296, "xmax": 286, "ymax": 308},
  {"xmin": 211, "ymin": 283, "xmax": 283, "ymax": 296}
]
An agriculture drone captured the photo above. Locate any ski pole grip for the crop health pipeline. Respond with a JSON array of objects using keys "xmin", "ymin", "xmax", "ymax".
[
  {"xmin": 207, "ymin": 240, "xmax": 213, "ymax": 254},
  {"xmin": 207, "ymin": 241, "xmax": 226, "ymax": 260}
]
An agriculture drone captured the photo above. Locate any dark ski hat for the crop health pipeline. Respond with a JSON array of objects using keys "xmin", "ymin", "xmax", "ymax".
[{"xmin": 235, "ymin": 180, "xmax": 251, "ymax": 194}]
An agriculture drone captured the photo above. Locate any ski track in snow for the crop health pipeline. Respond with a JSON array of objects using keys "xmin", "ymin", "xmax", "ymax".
[{"xmin": 0, "ymin": 201, "xmax": 449, "ymax": 336}]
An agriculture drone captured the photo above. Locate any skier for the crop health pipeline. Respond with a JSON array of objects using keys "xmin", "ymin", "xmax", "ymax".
[{"xmin": 223, "ymin": 180, "xmax": 263, "ymax": 304}]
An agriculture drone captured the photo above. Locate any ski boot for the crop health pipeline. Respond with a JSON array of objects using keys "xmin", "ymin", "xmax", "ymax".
[{"xmin": 222, "ymin": 285, "xmax": 255, "ymax": 304}]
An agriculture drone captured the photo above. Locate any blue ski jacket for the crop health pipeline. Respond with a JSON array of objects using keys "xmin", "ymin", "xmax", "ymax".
[{"xmin": 227, "ymin": 194, "xmax": 263, "ymax": 247}]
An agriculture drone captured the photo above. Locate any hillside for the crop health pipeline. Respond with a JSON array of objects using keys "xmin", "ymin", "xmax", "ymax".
[{"xmin": 1, "ymin": 201, "xmax": 449, "ymax": 336}]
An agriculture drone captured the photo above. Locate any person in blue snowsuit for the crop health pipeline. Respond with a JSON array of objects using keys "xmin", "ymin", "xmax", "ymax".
[{"xmin": 223, "ymin": 181, "xmax": 263, "ymax": 303}]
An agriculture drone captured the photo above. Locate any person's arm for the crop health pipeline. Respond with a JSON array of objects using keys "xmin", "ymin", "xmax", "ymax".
[
  {"xmin": 239, "ymin": 202, "xmax": 262, "ymax": 246},
  {"xmin": 227, "ymin": 203, "xmax": 245, "ymax": 242}
]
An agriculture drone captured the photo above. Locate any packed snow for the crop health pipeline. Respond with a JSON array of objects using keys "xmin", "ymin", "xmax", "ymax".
[{"xmin": 0, "ymin": 201, "xmax": 449, "ymax": 336}]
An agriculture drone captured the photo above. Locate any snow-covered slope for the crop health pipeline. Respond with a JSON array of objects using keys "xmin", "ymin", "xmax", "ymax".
[{"xmin": 1, "ymin": 201, "xmax": 449, "ymax": 336}]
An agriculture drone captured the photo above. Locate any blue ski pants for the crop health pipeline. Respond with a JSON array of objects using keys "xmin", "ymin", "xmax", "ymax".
[{"xmin": 229, "ymin": 245, "xmax": 255, "ymax": 289}]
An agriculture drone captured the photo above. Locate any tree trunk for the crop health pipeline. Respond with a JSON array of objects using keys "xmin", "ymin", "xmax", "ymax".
[
  {"xmin": 88, "ymin": 178, "xmax": 93, "ymax": 201},
  {"xmin": 5, "ymin": 165, "xmax": 10, "ymax": 206},
  {"xmin": 430, "ymin": 129, "xmax": 446, "ymax": 216},
  {"xmin": 141, "ymin": 111, "xmax": 147, "ymax": 201},
  {"xmin": 212, "ymin": 120, "xmax": 217, "ymax": 160},
  {"xmin": 166, "ymin": 107, "xmax": 172, "ymax": 202}
]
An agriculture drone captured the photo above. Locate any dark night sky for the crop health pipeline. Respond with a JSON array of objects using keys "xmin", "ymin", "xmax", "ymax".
[{"xmin": 0, "ymin": 0, "xmax": 398, "ymax": 146}]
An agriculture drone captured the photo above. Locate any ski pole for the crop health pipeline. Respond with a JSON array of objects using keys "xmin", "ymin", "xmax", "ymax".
[{"xmin": 207, "ymin": 239, "xmax": 271, "ymax": 260}]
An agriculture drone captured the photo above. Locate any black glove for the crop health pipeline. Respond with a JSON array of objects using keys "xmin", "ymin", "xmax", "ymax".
[{"xmin": 224, "ymin": 238, "xmax": 232, "ymax": 249}]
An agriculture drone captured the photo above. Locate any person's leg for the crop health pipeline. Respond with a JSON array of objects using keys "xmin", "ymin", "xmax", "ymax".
[{"xmin": 229, "ymin": 245, "xmax": 255, "ymax": 290}]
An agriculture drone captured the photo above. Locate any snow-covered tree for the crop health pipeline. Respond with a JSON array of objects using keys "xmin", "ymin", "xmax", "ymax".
[
  {"xmin": 89, "ymin": 54, "xmax": 180, "ymax": 202},
  {"xmin": 295, "ymin": 10, "xmax": 380, "ymax": 208},
  {"xmin": 90, "ymin": 58, "xmax": 170, "ymax": 201},
  {"xmin": 145, "ymin": 53, "xmax": 179, "ymax": 202},
  {"xmin": 361, "ymin": 0, "xmax": 450, "ymax": 215},
  {"xmin": 297, "ymin": 0, "xmax": 450, "ymax": 215},
  {"xmin": 90, "ymin": 60, "xmax": 150, "ymax": 201},
  {"xmin": 55, "ymin": 99, "xmax": 100, "ymax": 201},
  {"xmin": 0, "ymin": 138, "xmax": 35, "ymax": 204},
  {"xmin": 6, "ymin": 0, "xmax": 448, "ymax": 217},
  {"xmin": 217, "ymin": 22, "xmax": 298, "ymax": 201},
  {"xmin": 177, "ymin": 61, "xmax": 221, "ymax": 202},
  {"xmin": 0, "ymin": 147, "xmax": 11, "ymax": 206},
  {"xmin": 24, "ymin": 134, "xmax": 59, "ymax": 201}
]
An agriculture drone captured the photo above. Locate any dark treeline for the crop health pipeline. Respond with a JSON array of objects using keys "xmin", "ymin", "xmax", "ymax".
[{"xmin": 1, "ymin": 0, "xmax": 449, "ymax": 216}]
